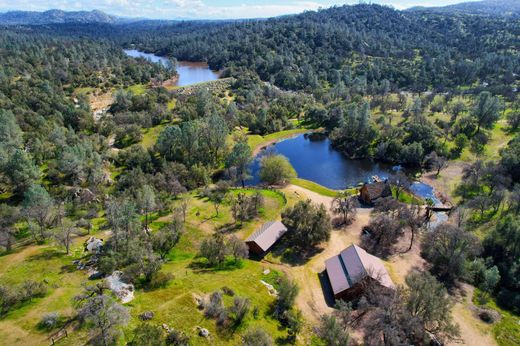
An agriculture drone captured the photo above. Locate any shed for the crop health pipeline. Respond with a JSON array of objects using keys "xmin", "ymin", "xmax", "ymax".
[
  {"xmin": 245, "ymin": 221, "xmax": 288, "ymax": 255},
  {"xmin": 325, "ymin": 244, "xmax": 394, "ymax": 300},
  {"xmin": 359, "ymin": 181, "xmax": 392, "ymax": 205}
]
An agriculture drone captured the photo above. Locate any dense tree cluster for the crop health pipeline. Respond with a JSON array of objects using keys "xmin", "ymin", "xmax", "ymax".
[{"xmin": 99, "ymin": 5, "xmax": 520, "ymax": 96}]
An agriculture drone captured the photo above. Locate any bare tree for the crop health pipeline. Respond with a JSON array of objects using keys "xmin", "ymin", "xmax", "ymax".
[
  {"xmin": 362, "ymin": 214, "xmax": 404, "ymax": 258},
  {"xmin": 77, "ymin": 294, "xmax": 129, "ymax": 346},
  {"xmin": 54, "ymin": 219, "xmax": 78, "ymax": 254},
  {"xmin": 424, "ymin": 151, "xmax": 448, "ymax": 177},
  {"xmin": 0, "ymin": 205, "xmax": 20, "ymax": 252},
  {"xmin": 331, "ymin": 192, "xmax": 359, "ymax": 226},
  {"xmin": 399, "ymin": 203, "xmax": 425, "ymax": 252},
  {"xmin": 389, "ymin": 171, "xmax": 410, "ymax": 201},
  {"xmin": 227, "ymin": 235, "xmax": 249, "ymax": 263}
]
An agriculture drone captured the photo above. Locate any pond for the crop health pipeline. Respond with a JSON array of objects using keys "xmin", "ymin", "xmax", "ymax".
[
  {"xmin": 123, "ymin": 49, "xmax": 220, "ymax": 87},
  {"xmin": 247, "ymin": 133, "xmax": 397, "ymax": 189}
]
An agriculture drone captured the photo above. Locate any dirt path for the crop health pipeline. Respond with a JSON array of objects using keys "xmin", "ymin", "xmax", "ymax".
[
  {"xmin": 277, "ymin": 185, "xmax": 495, "ymax": 346},
  {"xmin": 283, "ymin": 184, "xmax": 334, "ymax": 207},
  {"xmin": 274, "ymin": 185, "xmax": 372, "ymax": 322},
  {"xmin": 449, "ymin": 285, "xmax": 497, "ymax": 346}
]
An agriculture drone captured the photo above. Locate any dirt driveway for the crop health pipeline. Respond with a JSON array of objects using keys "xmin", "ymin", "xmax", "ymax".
[{"xmin": 275, "ymin": 185, "xmax": 496, "ymax": 346}]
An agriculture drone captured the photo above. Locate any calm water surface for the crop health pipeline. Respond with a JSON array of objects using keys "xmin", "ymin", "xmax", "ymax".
[
  {"xmin": 124, "ymin": 49, "xmax": 220, "ymax": 87},
  {"xmin": 248, "ymin": 133, "xmax": 396, "ymax": 189}
]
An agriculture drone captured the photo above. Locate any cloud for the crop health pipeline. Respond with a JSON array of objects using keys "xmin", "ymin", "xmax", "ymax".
[
  {"xmin": 166, "ymin": 0, "xmax": 204, "ymax": 8},
  {"xmin": 0, "ymin": 0, "xmax": 484, "ymax": 19}
]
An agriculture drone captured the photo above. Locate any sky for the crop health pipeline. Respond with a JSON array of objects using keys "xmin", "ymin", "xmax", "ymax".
[{"xmin": 0, "ymin": 0, "xmax": 482, "ymax": 20}]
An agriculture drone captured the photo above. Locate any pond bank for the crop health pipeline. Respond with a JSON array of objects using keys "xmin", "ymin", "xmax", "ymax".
[{"xmin": 249, "ymin": 128, "xmax": 319, "ymax": 156}]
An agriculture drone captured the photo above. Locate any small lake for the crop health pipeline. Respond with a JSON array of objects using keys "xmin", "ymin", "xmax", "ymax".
[
  {"xmin": 248, "ymin": 133, "xmax": 397, "ymax": 189},
  {"xmin": 123, "ymin": 49, "xmax": 220, "ymax": 87}
]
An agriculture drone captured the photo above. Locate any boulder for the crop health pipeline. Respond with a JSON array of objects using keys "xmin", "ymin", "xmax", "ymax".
[
  {"xmin": 199, "ymin": 328, "xmax": 210, "ymax": 338},
  {"xmin": 139, "ymin": 311, "xmax": 154, "ymax": 321},
  {"xmin": 85, "ymin": 237, "xmax": 103, "ymax": 253},
  {"xmin": 477, "ymin": 308, "xmax": 501, "ymax": 324}
]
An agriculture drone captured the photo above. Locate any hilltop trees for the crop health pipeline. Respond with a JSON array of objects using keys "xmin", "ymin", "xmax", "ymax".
[
  {"xmin": 0, "ymin": 204, "xmax": 20, "ymax": 252},
  {"xmin": 197, "ymin": 233, "xmax": 248, "ymax": 267},
  {"xmin": 152, "ymin": 218, "xmax": 183, "ymax": 260}
]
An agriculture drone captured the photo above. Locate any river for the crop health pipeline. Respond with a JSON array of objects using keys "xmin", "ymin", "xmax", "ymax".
[{"xmin": 123, "ymin": 49, "xmax": 220, "ymax": 87}]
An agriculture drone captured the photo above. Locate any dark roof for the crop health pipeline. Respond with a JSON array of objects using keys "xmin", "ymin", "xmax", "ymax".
[
  {"xmin": 245, "ymin": 221, "xmax": 287, "ymax": 252},
  {"xmin": 325, "ymin": 244, "xmax": 394, "ymax": 296},
  {"xmin": 362, "ymin": 182, "xmax": 391, "ymax": 200}
]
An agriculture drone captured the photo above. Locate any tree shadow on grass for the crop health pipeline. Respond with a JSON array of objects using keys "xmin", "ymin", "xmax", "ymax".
[
  {"xmin": 189, "ymin": 258, "xmax": 245, "ymax": 273},
  {"xmin": 269, "ymin": 239, "xmax": 324, "ymax": 266},
  {"xmin": 28, "ymin": 248, "xmax": 64, "ymax": 261},
  {"xmin": 60, "ymin": 264, "xmax": 77, "ymax": 274},
  {"xmin": 216, "ymin": 222, "xmax": 242, "ymax": 234}
]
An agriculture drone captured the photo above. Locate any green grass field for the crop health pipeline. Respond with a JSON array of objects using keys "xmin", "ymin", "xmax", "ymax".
[
  {"xmin": 0, "ymin": 188, "xmax": 290, "ymax": 345},
  {"xmin": 125, "ymin": 84, "xmax": 148, "ymax": 96},
  {"xmin": 247, "ymin": 128, "xmax": 317, "ymax": 153},
  {"xmin": 473, "ymin": 290, "xmax": 520, "ymax": 346}
]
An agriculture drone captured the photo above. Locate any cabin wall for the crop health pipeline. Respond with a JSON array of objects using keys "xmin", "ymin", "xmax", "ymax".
[{"xmin": 246, "ymin": 241, "xmax": 264, "ymax": 256}]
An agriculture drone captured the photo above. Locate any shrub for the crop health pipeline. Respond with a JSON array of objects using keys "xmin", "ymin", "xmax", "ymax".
[
  {"xmin": 259, "ymin": 154, "xmax": 296, "ymax": 185},
  {"xmin": 148, "ymin": 272, "xmax": 173, "ymax": 289},
  {"xmin": 205, "ymin": 291, "xmax": 225, "ymax": 319},
  {"xmin": 230, "ymin": 296, "xmax": 250, "ymax": 326},
  {"xmin": 37, "ymin": 312, "xmax": 61, "ymax": 331},
  {"xmin": 165, "ymin": 329, "xmax": 190, "ymax": 346},
  {"xmin": 242, "ymin": 328, "xmax": 273, "ymax": 346},
  {"xmin": 222, "ymin": 286, "xmax": 235, "ymax": 296},
  {"xmin": 20, "ymin": 280, "xmax": 47, "ymax": 301}
]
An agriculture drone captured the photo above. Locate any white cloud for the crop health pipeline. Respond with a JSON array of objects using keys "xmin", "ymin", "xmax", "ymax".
[{"xmin": 0, "ymin": 0, "xmax": 485, "ymax": 19}]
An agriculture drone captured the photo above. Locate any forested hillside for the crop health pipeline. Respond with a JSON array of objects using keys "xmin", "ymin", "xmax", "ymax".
[
  {"xmin": 0, "ymin": 3, "xmax": 519, "ymax": 346},
  {"xmin": 409, "ymin": 0, "xmax": 520, "ymax": 17},
  {"xmin": 111, "ymin": 4, "xmax": 520, "ymax": 95}
]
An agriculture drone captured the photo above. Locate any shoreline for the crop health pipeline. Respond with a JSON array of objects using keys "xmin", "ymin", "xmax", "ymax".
[{"xmin": 251, "ymin": 128, "xmax": 321, "ymax": 156}]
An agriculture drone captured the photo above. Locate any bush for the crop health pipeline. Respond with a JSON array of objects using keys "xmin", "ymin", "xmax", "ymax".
[
  {"xmin": 205, "ymin": 291, "xmax": 225, "ymax": 319},
  {"xmin": 166, "ymin": 329, "xmax": 190, "ymax": 346},
  {"xmin": 242, "ymin": 327, "xmax": 273, "ymax": 346},
  {"xmin": 222, "ymin": 286, "xmax": 235, "ymax": 296},
  {"xmin": 230, "ymin": 296, "xmax": 250, "ymax": 326},
  {"xmin": 259, "ymin": 154, "xmax": 296, "ymax": 185},
  {"xmin": 130, "ymin": 323, "xmax": 164, "ymax": 346},
  {"xmin": 37, "ymin": 312, "xmax": 61, "ymax": 331},
  {"xmin": 20, "ymin": 280, "xmax": 47, "ymax": 301},
  {"xmin": 0, "ymin": 280, "xmax": 47, "ymax": 316},
  {"xmin": 148, "ymin": 272, "xmax": 173, "ymax": 289}
]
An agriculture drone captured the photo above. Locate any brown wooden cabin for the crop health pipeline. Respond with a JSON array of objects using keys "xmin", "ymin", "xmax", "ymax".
[
  {"xmin": 245, "ymin": 221, "xmax": 288, "ymax": 256},
  {"xmin": 359, "ymin": 181, "xmax": 392, "ymax": 205}
]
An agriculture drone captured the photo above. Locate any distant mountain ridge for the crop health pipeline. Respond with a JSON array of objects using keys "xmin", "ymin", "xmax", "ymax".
[
  {"xmin": 0, "ymin": 9, "xmax": 118, "ymax": 25},
  {"xmin": 409, "ymin": 0, "xmax": 520, "ymax": 17}
]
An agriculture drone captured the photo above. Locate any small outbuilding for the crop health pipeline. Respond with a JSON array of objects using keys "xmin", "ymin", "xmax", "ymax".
[
  {"xmin": 358, "ymin": 181, "xmax": 392, "ymax": 205},
  {"xmin": 245, "ymin": 221, "xmax": 288, "ymax": 256},
  {"xmin": 325, "ymin": 244, "xmax": 394, "ymax": 300}
]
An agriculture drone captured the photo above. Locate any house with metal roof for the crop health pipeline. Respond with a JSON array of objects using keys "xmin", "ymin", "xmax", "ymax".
[
  {"xmin": 325, "ymin": 244, "xmax": 394, "ymax": 300},
  {"xmin": 245, "ymin": 221, "xmax": 288, "ymax": 255}
]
